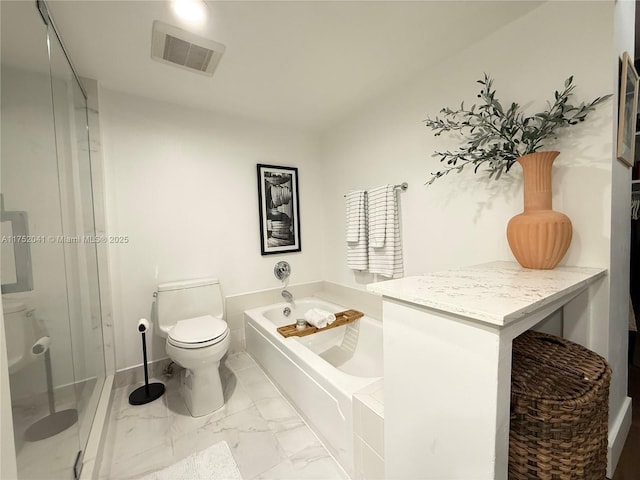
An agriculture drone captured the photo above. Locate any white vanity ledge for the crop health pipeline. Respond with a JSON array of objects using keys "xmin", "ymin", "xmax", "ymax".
[{"xmin": 367, "ymin": 261, "xmax": 606, "ymax": 327}]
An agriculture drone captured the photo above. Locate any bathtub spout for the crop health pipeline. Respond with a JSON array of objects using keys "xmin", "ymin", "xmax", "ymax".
[{"xmin": 281, "ymin": 289, "xmax": 295, "ymax": 306}]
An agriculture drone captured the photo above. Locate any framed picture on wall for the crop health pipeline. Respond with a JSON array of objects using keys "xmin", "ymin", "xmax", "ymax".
[
  {"xmin": 257, "ymin": 164, "xmax": 301, "ymax": 255},
  {"xmin": 617, "ymin": 51, "xmax": 639, "ymax": 167}
]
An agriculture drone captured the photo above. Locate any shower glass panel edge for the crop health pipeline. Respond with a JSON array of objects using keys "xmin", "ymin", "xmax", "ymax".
[
  {"xmin": 45, "ymin": 3, "xmax": 107, "ymax": 477},
  {"xmin": 1, "ymin": 0, "xmax": 81, "ymax": 477},
  {"xmin": 0, "ymin": 0, "xmax": 108, "ymax": 478}
]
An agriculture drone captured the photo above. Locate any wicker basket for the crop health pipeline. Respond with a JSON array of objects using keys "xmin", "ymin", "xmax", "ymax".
[{"xmin": 509, "ymin": 330, "xmax": 611, "ymax": 480}]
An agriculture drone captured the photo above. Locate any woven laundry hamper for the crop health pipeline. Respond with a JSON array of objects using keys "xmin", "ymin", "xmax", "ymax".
[{"xmin": 509, "ymin": 330, "xmax": 611, "ymax": 480}]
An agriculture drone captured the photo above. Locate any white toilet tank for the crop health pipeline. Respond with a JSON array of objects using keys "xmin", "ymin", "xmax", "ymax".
[
  {"xmin": 155, "ymin": 277, "xmax": 224, "ymax": 337},
  {"xmin": 2, "ymin": 301, "xmax": 34, "ymax": 373}
]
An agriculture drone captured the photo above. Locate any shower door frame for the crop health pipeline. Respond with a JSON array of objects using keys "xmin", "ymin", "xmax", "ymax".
[
  {"xmin": 0, "ymin": 1, "xmax": 116, "ymax": 478},
  {"xmin": 39, "ymin": 0, "xmax": 116, "ymax": 477}
]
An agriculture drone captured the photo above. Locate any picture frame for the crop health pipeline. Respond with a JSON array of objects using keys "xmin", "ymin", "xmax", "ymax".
[
  {"xmin": 617, "ymin": 51, "xmax": 639, "ymax": 167},
  {"xmin": 256, "ymin": 164, "xmax": 301, "ymax": 255}
]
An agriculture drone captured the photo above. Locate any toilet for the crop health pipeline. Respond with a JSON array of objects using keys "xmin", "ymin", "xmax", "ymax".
[
  {"xmin": 3, "ymin": 300, "xmax": 40, "ymax": 374},
  {"xmin": 154, "ymin": 277, "xmax": 230, "ymax": 417}
]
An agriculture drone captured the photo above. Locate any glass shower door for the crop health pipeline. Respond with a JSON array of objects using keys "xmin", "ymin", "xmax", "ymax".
[
  {"xmin": 1, "ymin": 1, "xmax": 106, "ymax": 478},
  {"xmin": 47, "ymin": 18, "xmax": 106, "ymax": 466},
  {"xmin": 1, "ymin": 1, "xmax": 82, "ymax": 477}
]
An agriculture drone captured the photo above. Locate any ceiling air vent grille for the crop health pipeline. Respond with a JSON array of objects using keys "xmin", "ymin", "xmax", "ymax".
[{"xmin": 151, "ymin": 21, "xmax": 225, "ymax": 76}]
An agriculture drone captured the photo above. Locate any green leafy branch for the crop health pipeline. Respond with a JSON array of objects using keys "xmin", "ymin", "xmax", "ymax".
[{"xmin": 424, "ymin": 75, "xmax": 611, "ymax": 185}]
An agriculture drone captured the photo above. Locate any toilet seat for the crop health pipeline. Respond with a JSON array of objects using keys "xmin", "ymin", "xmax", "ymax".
[{"xmin": 167, "ymin": 315, "xmax": 229, "ymax": 349}]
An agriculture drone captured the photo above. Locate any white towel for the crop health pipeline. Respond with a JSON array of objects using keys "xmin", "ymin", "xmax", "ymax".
[
  {"xmin": 303, "ymin": 308, "xmax": 337, "ymax": 329},
  {"xmin": 367, "ymin": 185, "xmax": 404, "ymax": 278},
  {"xmin": 346, "ymin": 190, "xmax": 368, "ymax": 271},
  {"xmin": 368, "ymin": 186, "xmax": 387, "ymax": 248}
]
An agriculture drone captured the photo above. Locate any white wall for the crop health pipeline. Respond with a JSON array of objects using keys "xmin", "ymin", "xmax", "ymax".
[
  {"xmin": 100, "ymin": 90, "xmax": 325, "ymax": 370},
  {"xmin": 609, "ymin": 0, "xmax": 635, "ymax": 468},
  {"xmin": 320, "ymin": 0, "xmax": 628, "ymax": 453},
  {"xmin": 321, "ymin": 1, "xmax": 613, "ymax": 284}
]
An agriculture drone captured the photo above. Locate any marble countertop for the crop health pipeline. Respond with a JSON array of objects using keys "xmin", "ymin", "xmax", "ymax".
[{"xmin": 367, "ymin": 261, "xmax": 606, "ymax": 326}]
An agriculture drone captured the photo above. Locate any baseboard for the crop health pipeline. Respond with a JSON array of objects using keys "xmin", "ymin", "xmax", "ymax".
[
  {"xmin": 607, "ymin": 396, "xmax": 632, "ymax": 478},
  {"xmin": 114, "ymin": 357, "xmax": 173, "ymax": 388}
]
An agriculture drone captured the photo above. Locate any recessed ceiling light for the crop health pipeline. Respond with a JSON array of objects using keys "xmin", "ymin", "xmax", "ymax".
[{"xmin": 170, "ymin": 0, "xmax": 208, "ymax": 27}]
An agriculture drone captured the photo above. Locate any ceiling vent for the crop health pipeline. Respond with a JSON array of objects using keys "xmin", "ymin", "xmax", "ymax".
[{"xmin": 151, "ymin": 21, "xmax": 225, "ymax": 76}]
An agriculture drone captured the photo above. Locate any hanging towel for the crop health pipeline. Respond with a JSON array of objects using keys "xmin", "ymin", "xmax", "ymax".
[
  {"xmin": 368, "ymin": 186, "xmax": 387, "ymax": 248},
  {"xmin": 346, "ymin": 190, "xmax": 368, "ymax": 271},
  {"xmin": 367, "ymin": 185, "xmax": 404, "ymax": 278}
]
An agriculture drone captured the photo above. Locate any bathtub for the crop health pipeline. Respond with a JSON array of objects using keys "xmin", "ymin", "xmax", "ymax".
[{"xmin": 244, "ymin": 297, "xmax": 382, "ymax": 476}]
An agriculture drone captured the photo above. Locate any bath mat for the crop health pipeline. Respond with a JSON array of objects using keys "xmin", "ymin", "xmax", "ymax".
[{"xmin": 137, "ymin": 441, "xmax": 242, "ymax": 480}]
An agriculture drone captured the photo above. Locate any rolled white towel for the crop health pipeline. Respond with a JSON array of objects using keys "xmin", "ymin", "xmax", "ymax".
[{"xmin": 303, "ymin": 308, "xmax": 337, "ymax": 329}]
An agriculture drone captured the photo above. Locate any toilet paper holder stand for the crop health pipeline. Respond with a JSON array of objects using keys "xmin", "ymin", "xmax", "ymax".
[
  {"xmin": 24, "ymin": 337, "xmax": 78, "ymax": 442},
  {"xmin": 129, "ymin": 318, "xmax": 165, "ymax": 405}
]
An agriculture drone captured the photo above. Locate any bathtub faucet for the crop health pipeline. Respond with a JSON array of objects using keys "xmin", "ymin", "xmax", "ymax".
[{"xmin": 281, "ymin": 289, "xmax": 295, "ymax": 306}]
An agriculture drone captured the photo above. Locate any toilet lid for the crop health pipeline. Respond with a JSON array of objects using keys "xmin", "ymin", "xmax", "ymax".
[{"xmin": 168, "ymin": 315, "xmax": 228, "ymax": 345}]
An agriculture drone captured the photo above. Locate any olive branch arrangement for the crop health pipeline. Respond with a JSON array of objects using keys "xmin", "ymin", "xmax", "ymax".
[{"xmin": 424, "ymin": 75, "xmax": 611, "ymax": 185}]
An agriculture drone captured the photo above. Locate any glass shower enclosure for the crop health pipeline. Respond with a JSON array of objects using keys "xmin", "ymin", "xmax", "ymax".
[{"xmin": 1, "ymin": 1, "xmax": 107, "ymax": 478}]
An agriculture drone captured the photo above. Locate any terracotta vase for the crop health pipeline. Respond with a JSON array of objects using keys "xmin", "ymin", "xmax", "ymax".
[{"xmin": 506, "ymin": 151, "xmax": 572, "ymax": 269}]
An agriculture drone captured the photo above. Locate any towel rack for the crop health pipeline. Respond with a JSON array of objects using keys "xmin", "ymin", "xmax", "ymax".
[{"xmin": 344, "ymin": 182, "xmax": 408, "ymax": 197}]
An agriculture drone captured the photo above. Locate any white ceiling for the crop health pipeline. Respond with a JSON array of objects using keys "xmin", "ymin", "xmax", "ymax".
[{"xmin": 35, "ymin": 1, "xmax": 544, "ymax": 132}]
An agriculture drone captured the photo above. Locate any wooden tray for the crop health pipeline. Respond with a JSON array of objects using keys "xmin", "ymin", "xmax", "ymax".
[{"xmin": 277, "ymin": 309, "xmax": 364, "ymax": 338}]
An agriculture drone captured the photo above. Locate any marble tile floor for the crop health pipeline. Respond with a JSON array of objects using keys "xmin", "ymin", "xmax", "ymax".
[
  {"xmin": 11, "ymin": 384, "xmax": 81, "ymax": 480},
  {"xmin": 98, "ymin": 352, "xmax": 349, "ymax": 480}
]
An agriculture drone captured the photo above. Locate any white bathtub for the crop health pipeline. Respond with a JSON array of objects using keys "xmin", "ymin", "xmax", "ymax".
[{"xmin": 244, "ymin": 297, "xmax": 382, "ymax": 476}]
